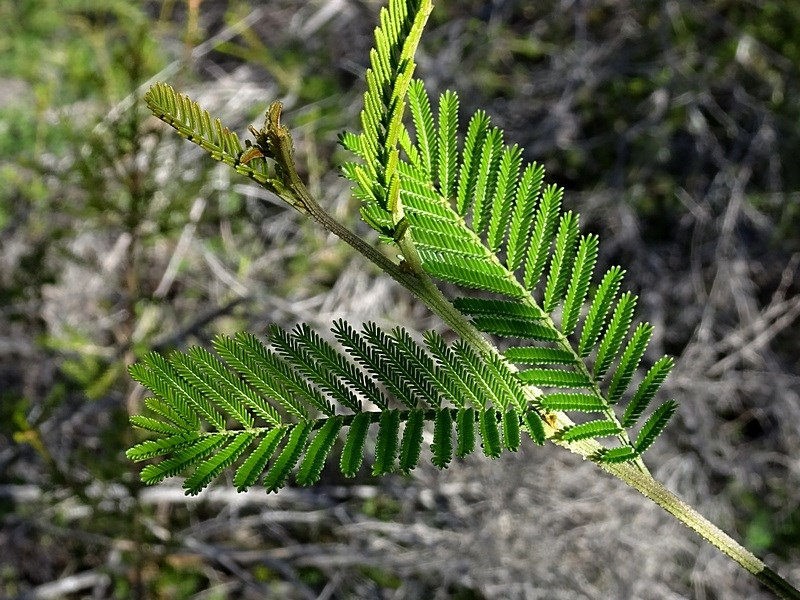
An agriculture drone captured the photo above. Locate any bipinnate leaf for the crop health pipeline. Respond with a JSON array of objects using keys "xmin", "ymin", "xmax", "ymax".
[{"xmin": 144, "ymin": 83, "xmax": 273, "ymax": 186}]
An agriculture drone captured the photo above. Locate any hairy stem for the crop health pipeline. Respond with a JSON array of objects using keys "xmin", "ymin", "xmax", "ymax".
[{"xmin": 604, "ymin": 462, "xmax": 799, "ymax": 600}]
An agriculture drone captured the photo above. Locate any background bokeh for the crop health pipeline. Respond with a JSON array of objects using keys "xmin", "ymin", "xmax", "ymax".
[{"xmin": 1, "ymin": 0, "xmax": 799, "ymax": 598}]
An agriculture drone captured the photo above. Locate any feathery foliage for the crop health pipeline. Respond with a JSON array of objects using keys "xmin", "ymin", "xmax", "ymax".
[
  {"xmin": 135, "ymin": 0, "xmax": 674, "ymax": 494},
  {"xmin": 124, "ymin": 3, "xmax": 800, "ymax": 595},
  {"xmin": 395, "ymin": 81, "xmax": 676, "ymax": 465},
  {"xmin": 127, "ymin": 323, "xmax": 547, "ymax": 495}
]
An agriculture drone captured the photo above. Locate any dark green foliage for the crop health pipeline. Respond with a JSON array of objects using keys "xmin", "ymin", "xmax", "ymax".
[
  {"xmin": 555, "ymin": 420, "xmax": 622, "ymax": 443},
  {"xmin": 539, "ymin": 393, "xmax": 607, "ymax": 413},
  {"xmin": 234, "ymin": 428, "xmax": 286, "ymax": 491},
  {"xmin": 400, "ymin": 410, "xmax": 425, "ymax": 473},
  {"xmin": 394, "ymin": 79, "xmax": 674, "ymax": 466},
  {"xmin": 634, "ymin": 400, "xmax": 678, "ymax": 454},
  {"xmin": 264, "ymin": 422, "xmax": 313, "ymax": 493},
  {"xmin": 622, "ymin": 357, "xmax": 675, "ymax": 428},
  {"xmin": 456, "ymin": 408, "xmax": 476, "ymax": 457},
  {"xmin": 340, "ymin": 413, "xmax": 371, "ymax": 478},
  {"xmin": 432, "ymin": 407, "xmax": 454, "ymax": 468},
  {"xmin": 502, "ymin": 410, "xmax": 521, "ymax": 452},
  {"xmin": 479, "ymin": 410, "xmax": 502, "ymax": 458},
  {"xmin": 130, "ymin": 0, "xmax": 678, "ymax": 498},
  {"xmin": 523, "ymin": 411, "xmax": 546, "ymax": 445},
  {"xmin": 373, "ymin": 410, "xmax": 401, "ymax": 475},
  {"xmin": 296, "ymin": 416, "xmax": 343, "ymax": 485},
  {"xmin": 184, "ymin": 432, "xmax": 255, "ymax": 494}
]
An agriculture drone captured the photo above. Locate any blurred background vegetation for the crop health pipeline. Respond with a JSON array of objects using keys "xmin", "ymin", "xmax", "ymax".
[{"xmin": 0, "ymin": 0, "xmax": 798, "ymax": 598}]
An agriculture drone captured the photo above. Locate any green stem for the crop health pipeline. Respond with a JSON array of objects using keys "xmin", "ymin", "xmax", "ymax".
[{"xmin": 604, "ymin": 462, "xmax": 800, "ymax": 600}]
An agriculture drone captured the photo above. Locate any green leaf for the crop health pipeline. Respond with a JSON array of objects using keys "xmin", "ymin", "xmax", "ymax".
[
  {"xmin": 431, "ymin": 408, "xmax": 454, "ymax": 468},
  {"xmin": 456, "ymin": 408, "xmax": 476, "ymax": 456},
  {"xmin": 408, "ymin": 79, "xmax": 437, "ymax": 178},
  {"xmin": 523, "ymin": 411, "xmax": 546, "ymax": 445},
  {"xmin": 555, "ymin": 419, "xmax": 621, "ymax": 442},
  {"xmin": 293, "ymin": 323, "xmax": 384, "ymax": 410},
  {"xmin": 473, "ymin": 316, "xmax": 560, "ymax": 341},
  {"xmin": 296, "ymin": 416, "xmax": 344, "ymax": 486},
  {"xmin": 138, "ymin": 352, "xmax": 224, "ymax": 430},
  {"xmin": 419, "ymin": 251, "xmax": 523, "ymax": 298},
  {"xmin": 543, "ymin": 211, "xmax": 580, "ymax": 314},
  {"xmin": 399, "ymin": 409, "xmax": 425, "ymax": 473},
  {"xmin": 594, "ymin": 292, "xmax": 637, "ymax": 379},
  {"xmin": 634, "ymin": 400, "xmax": 678, "ymax": 454},
  {"xmin": 373, "ymin": 410, "xmax": 401, "ymax": 475},
  {"xmin": 539, "ymin": 393, "xmax": 607, "ymax": 412},
  {"xmin": 523, "ymin": 184, "xmax": 563, "ymax": 290},
  {"xmin": 126, "ymin": 433, "xmax": 199, "ymax": 462},
  {"xmin": 607, "ymin": 322, "xmax": 654, "ymax": 404},
  {"xmin": 170, "ymin": 350, "xmax": 255, "ymax": 429},
  {"xmin": 269, "ymin": 325, "xmax": 361, "ymax": 413},
  {"xmin": 518, "ymin": 368, "xmax": 592, "ymax": 388},
  {"xmin": 145, "ymin": 83, "xmax": 273, "ymax": 186},
  {"xmin": 479, "ymin": 410, "xmax": 502, "ymax": 458},
  {"xmin": 437, "ymin": 90, "xmax": 459, "ymax": 200},
  {"xmin": 471, "ymin": 127, "xmax": 504, "ymax": 236},
  {"xmin": 264, "ymin": 422, "xmax": 313, "ymax": 493},
  {"xmin": 184, "ymin": 431, "xmax": 255, "ymax": 495},
  {"xmin": 343, "ymin": 0, "xmax": 434, "ymax": 228},
  {"xmin": 340, "ymin": 412, "xmax": 372, "ymax": 478},
  {"xmin": 234, "ymin": 428, "xmax": 286, "ymax": 491},
  {"xmin": 423, "ymin": 331, "xmax": 480, "ymax": 409},
  {"xmin": 504, "ymin": 346, "xmax": 575, "ymax": 365},
  {"xmin": 622, "ymin": 356, "xmax": 674, "ymax": 427},
  {"xmin": 487, "ymin": 144, "xmax": 523, "ymax": 252},
  {"xmin": 141, "ymin": 396, "xmax": 197, "ymax": 430},
  {"xmin": 595, "ymin": 446, "xmax": 639, "ymax": 464},
  {"xmin": 456, "ymin": 110, "xmax": 490, "ymax": 215},
  {"xmin": 129, "ymin": 415, "xmax": 184, "ymax": 436},
  {"xmin": 578, "ymin": 266, "xmax": 625, "ymax": 357},
  {"xmin": 213, "ymin": 334, "xmax": 303, "ymax": 422},
  {"xmin": 453, "ymin": 297, "xmax": 545, "ymax": 320},
  {"xmin": 361, "ymin": 322, "xmax": 425, "ymax": 408},
  {"xmin": 561, "ymin": 234, "xmax": 599, "ymax": 335},
  {"xmin": 506, "ymin": 162, "xmax": 545, "ymax": 272},
  {"xmin": 332, "ymin": 320, "xmax": 402, "ymax": 410},
  {"xmin": 502, "ymin": 410, "xmax": 521, "ymax": 451},
  {"xmin": 140, "ymin": 434, "xmax": 228, "ymax": 486}
]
